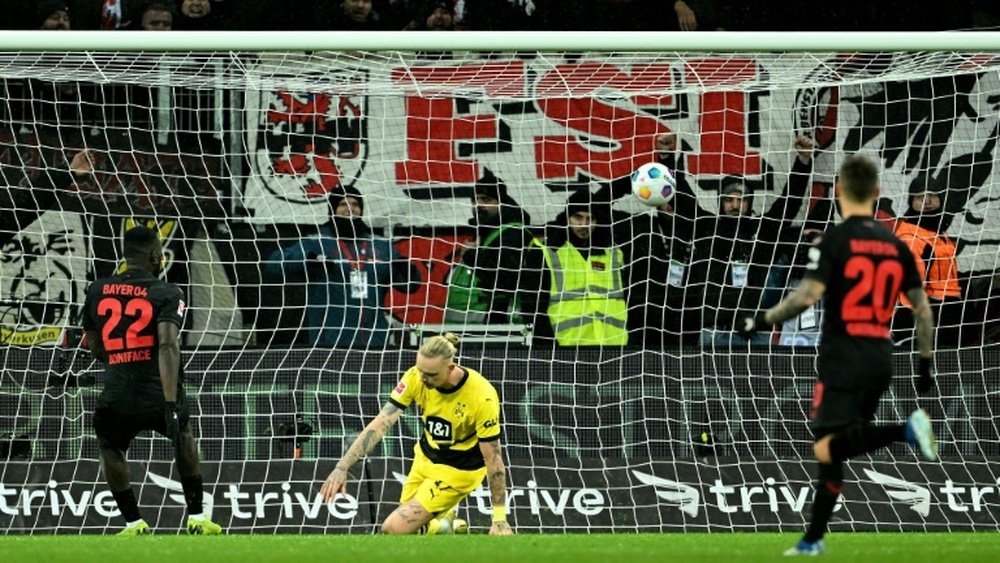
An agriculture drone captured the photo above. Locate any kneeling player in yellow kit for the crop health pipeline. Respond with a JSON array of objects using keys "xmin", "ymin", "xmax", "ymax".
[{"xmin": 320, "ymin": 334, "xmax": 513, "ymax": 535}]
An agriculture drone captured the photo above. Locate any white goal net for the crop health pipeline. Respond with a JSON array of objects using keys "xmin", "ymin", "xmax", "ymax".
[{"xmin": 2, "ymin": 33, "xmax": 1000, "ymax": 533}]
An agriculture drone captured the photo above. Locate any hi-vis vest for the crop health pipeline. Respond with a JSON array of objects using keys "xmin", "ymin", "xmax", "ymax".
[
  {"xmin": 894, "ymin": 221, "xmax": 961, "ymax": 300},
  {"xmin": 541, "ymin": 241, "xmax": 628, "ymax": 346}
]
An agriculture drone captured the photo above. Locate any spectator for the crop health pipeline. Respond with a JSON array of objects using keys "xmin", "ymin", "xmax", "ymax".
[
  {"xmin": 689, "ymin": 134, "xmax": 814, "ymax": 347},
  {"xmin": 446, "ymin": 169, "xmax": 535, "ymax": 325},
  {"xmin": 666, "ymin": 0, "xmax": 728, "ymax": 31},
  {"xmin": 98, "ymin": 0, "xmax": 135, "ymax": 29},
  {"xmin": 265, "ymin": 186, "xmax": 419, "ymax": 348},
  {"xmin": 632, "ymin": 132, "xmax": 708, "ymax": 346},
  {"xmin": 137, "ymin": 2, "xmax": 174, "ymax": 30},
  {"xmin": 174, "ymin": 0, "xmax": 226, "ymax": 30},
  {"xmin": 768, "ymin": 198, "xmax": 837, "ymax": 346},
  {"xmin": 546, "ymin": 133, "xmax": 685, "ymax": 346},
  {"xmin": 37, "ymin": 1, "xmax": 72, "ymax": 29},
  {"xmin": 71, "ymin": 0, "xmax": 180, "ymax": 30},
  {"xmin": 5, "ymin": 0, "xmax": 71, "ymax": 30},
  {"xmin": 49, "ymin": 1, "xmax": 142, "ymax": 29},
  {"xmin": 891, "ymin": 176, "xmax": 966, "ymax": 347},
  {"xmin": 667, "ymin": 1, "xmax": 697, "ymax": 31},
  {"xmin": 407, "ymin": 0, "xmax": 455, "ymax": 30},
  {"xmin": 521, "ymin": 189, "xmax": 629, "ymax": 346},
  {"xmin": 327, "ymin": 0, "xmax": 385, "ymax": 30}
]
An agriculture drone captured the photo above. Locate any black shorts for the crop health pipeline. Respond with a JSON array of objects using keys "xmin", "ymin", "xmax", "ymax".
[
  {"xmin": 809, "ymin": 378, "xmax": 890, "ymax": 438},
  {"xmin": 93, "ymin": 403, "xmax": 191, "ymax": 451}
]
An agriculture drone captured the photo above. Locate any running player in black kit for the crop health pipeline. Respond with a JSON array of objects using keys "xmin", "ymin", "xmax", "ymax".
[
  {"xmin": 83, "ymin": 226, "xmax": 222, "ymax": 536},
  {"xmin": 737, "ymin": 155, "xmax": 937, "ymax": 556}
]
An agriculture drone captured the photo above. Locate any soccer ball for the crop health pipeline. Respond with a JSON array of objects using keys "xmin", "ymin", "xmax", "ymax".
[{"xmin": 631, "ymin": 162, "xmax": 676, "ymax": 206}]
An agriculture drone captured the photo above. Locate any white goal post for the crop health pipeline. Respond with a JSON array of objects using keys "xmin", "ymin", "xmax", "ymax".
[{"xmin": 1, "ymin": 31, "xmax": 1000, "ymax": 534}]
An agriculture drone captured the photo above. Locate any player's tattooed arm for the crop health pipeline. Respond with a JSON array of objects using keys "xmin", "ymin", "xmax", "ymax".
[
  {"xmin": 323, "ymin": 402, "xmax": 404, "ymax": 501},
  {"xmin": 480, "ymin": 439, "xmax": 513, "ymax": 534},
  {"xmin": 480, "ymin": 440, "xmax": 507, "ymax": 509},
  {"xmin": 336, "ymin": 402, "xmax": 403, "ymax": 471},
  {"xmin": 906, "ymin": 287, "xmax": 935, "ymax": 359},
  {"xmin": 765, "ymin": 278, "xmax": 826, "ymax": 325}
]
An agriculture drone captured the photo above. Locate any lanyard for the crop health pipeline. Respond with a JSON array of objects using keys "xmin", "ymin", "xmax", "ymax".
[{"xmin": 337, "ymin": 241, "xmax": 368, "ymax": 271}]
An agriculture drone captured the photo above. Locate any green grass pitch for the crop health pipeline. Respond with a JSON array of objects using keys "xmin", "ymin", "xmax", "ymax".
[{"xmin": 2, "ymin": 533, "xmax": 1000, "ymax": 563}]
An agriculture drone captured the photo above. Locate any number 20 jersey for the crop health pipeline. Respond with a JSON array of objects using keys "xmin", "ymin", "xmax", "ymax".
[
  {"xmin": 389, "ymin": 366, "xmax": 501, "ymax": 471},
  {"xmin": 804, "ymin": 216, "xmax": 923, "ymax": 377},
  {"xmin": 82, "ymin": 269, "xmax": 186, "ymax": 413}
]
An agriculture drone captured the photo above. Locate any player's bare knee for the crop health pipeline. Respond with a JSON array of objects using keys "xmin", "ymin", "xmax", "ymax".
[
  {"xmin": 381, "ymin": 518, "xmax": 408, "ymax": 535},
  {"xmin": 814, "ymin": 435, "xmax": 833, "ymax": 464}
]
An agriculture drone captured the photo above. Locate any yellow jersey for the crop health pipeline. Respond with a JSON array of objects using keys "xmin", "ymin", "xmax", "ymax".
[{"xmin": 389, "ymin": 365, "xmax": 501, "ymax": 470}]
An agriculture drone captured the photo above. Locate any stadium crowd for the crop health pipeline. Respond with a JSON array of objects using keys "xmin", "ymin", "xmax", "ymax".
[{"xmin": 6, "ymin": 0, "xmax": 1000, "ymax": 32}]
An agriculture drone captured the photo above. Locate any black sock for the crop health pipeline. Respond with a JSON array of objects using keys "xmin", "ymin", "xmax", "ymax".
[
  {"xmin": 111, "ymin": 487, "xmax": 142, "ymax": 523},
  {"xmin": 830, "ymin": 423, "xmax": 907, "ymax": 461},
  {"xmin": 803, "ymin": 462, "xmax": 843, "ymax": 543},
  {"xmin": 852, "ymin": 424, "xmax": 906, "ymax": 457},
  {"xmin": 181, "ymin": 475, "xmax": 203, "ymax": 515}
]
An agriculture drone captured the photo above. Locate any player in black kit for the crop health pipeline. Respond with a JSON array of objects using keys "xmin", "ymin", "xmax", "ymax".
[
  {"xmin": 737, "ymin": 155, "xmax": 937, "ymax": 556},
  {"xmin": 82, "ymin": 226, "xmax": 222, "ymax": 536}
]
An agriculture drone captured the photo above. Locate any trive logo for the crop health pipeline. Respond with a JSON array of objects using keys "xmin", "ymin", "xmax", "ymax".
[
  {"xmin": 863, "ymin": 469, "xmax": 930, "ymax": 516},
  {"xmin": 391, "ymin": 472, "xmax": 606, "ymax": 517},
  {"xmin": 219, "ymin": 484, "xmax": 358, "ymax": 520},
  {"xmin": 631, "ymin": 470, "xmax": 837, "ymax": 516},
  {"xmin": 636, "ymin": 468, "xmax": 1000, "ymax": 518},
  {"xmin": 153, "ymin": 471, "xmax": 361, "ymax": 521},
  {"xmin": 631, "ymin": 470, "xmax": 699, "ymax": 517},
  {"xmin": 862, "ymin": 468, "xmax": 1000, "ymax": 516},
  {"xmin": 0, "ymin": 480, "xmax": 120, "ymax": 517}
]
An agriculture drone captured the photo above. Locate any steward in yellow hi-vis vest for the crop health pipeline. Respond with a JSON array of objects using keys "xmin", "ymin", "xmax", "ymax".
[
  {"xmin": 542, "ymin": 241, "xmax": 628, "ymax": 345},
  {"xmin": 517, "ymin": 189, "xmax": 631, "ymax": 346},
  {"xmin": 320, "ymin": 334, "xmax": 513, "ymax": 536}
]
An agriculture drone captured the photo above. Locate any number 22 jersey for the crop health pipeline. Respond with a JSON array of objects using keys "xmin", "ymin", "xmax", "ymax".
[
  {"xmin": 83, "ymin": 269, "xmax": 187, "ymax": 413},
  {"xmin": 804, "ymin": 216, "xmax": 923, "ymax": 379},
  {"xmin": 389, "ymin": 365, "xmax": 501, "ymax": 471}
]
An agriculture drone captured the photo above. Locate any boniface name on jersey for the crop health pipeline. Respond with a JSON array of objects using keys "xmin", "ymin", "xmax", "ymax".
[{"xmin": 106, "ymin": 349, "xmax": 153, "ymax": 365}]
